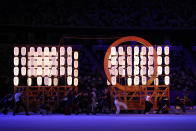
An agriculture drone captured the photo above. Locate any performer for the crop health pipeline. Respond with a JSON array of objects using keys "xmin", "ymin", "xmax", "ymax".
[
  {"xmin": 144, "ymin": 93, "xmax": 153, "ymax": 114},
  {"xmin": 114, "ymin": 92, "xmax": 128, "ymax": 115},
  {"xmin": 13, "ymin": 89, "xmax": 29, "ymax": 116}
]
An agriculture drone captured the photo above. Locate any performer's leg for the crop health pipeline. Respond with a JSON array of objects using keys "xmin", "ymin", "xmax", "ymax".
[
  {"xmin": 118, "ymin": 101, "xmax": 128, "ymax": 110},
  {"xmin": 114, "ymin": 100, "xmax": 120, "ymax": 114},
  {"xmin": 21, "ymin": 102, "xmax": 29, "ymax": 115},
  {"xmin": 13, "ymin": 102, "xmax": 20, "ymax": 115}
]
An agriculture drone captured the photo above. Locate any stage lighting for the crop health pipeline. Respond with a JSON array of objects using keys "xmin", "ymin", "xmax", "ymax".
[
  {"xmin": 141, "ymin": 76, "xmax": 147, "ymax": 85},
  {"xmin": 157, "ymin": 66, "xmax": 162, "ymax": 75},
  {"xmin": 148, "ymin": 46, "xmax": 153, "ymax": 55},
  {"xmin": 14, "ymin": 67, "xmax": 19, "ymax": 76},
  {"xmin": 21, "ymin": 47, "xmax": 26, "ymax": 56},
  {"xmin": 21, "ymin": 67, "xmax": 26, "ymax": 76},
  {"xmin": 14, "ymin": 57, "xmax": 19, "ymax": 66},
  {"xmin": 164, "ymin": 56, "xmax": 169, "ymax": 65},
  {"xmin": 165, "ymin": 66, "xmax": 170, "ymax": 75},
  {"xmin": 74, "ymin": 51, "xmax": 79, "ymax": 60},
  {"xmin": 134, "ymin": 76, "xmax": 139, "ymax": 85},
  {"xmin": 67, "ymin": 46, "xmax": 72, "ymax": 56},
  {"xmin": 127, "ymin": 77, "xmax": 132, "ymax": 86},
  {"xmin": 134, "ymin": 46, "xmax": 139, "ymax": 55},
  {"xmin": 157, "ymin": 46, "xmax": 162, "ymax": 55},
  {"xmin": 165, "ymin": 76, "xmax": 170, "ymax": 85},
  {"xmin": 37, "ymin": 77, "xmax": 42, "ymax": 86},
  {"xmin": 13, "ymin": 77, "xmax": 19, "ymax": 86},
  {"xmin": 67, "ymin": 76, "xmax": 72, "ymax": 85},
  {"xmin": 127, "ymin": 47, "xmax": 132, "ymax": 55},
  {"xmin": 134, "ymin": 66, "xmax": 139, "ymax": 75},
  {"xmin": 141, "ymin": 46, "xmax": 146, "ymax": 55},
  {"xmin": 74, "ymin": 78, "xmax": 78, "ymax": 86},
  {"xmin": 27, "ymin": 78, "xmax": 32, "ymax": 86},
  {"xmin": 14, "ymin": 47, "xmax": 19, "ymax": 56},
  {"xmin": 53, "ymin": 77, "xmax": 58, "ymax": 86},
  {"xmin": 60, "ymin": 47, "xmax": 65, "ymax": 56},
  {"xmin": 164, "ymin": 46, "xmax": 169, "ymax": 55}
]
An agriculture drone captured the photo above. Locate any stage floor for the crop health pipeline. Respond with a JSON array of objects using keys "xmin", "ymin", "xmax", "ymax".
[{"xmin": 0, "ymin": 113, "xmax": 196, "ymax": 131}]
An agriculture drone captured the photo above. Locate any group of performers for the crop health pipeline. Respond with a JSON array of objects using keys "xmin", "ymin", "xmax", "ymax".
[{"xmin": 0, "ymin": 87, "xmax": 193, "ymax": 115}]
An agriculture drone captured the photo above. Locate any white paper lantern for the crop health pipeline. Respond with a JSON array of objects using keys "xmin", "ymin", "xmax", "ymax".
[
  {"xmin": 67, "ymin": 76, "xmax": 72, "ymax": 85},
  {"xmin": 21, "ymin": 47, "xmax": 26, "ymax": 56},
  {"xmin": 165, "ymin": 66, "xmax": 170, "ymax": 75},
  {"xmin": 74, "ymin": 69, "xmax": 78, "ymax": 77},
  {"xmin": 51, "ymin": 57, "xmax": 57, "ymax": 66},
  {"xmin": 27, "ymin": 78, "xmax": 32, "ymax": 86},
  {"xmin": 142, "ymin": 76, "xmax": 147, "ymax": 85},
  {"xmin": 44, "ymin": 47, "xmax": 49, "ymax": 56},
  {"xmin": 134, "ymin": 46, "xmax": 139, "ymax": 56},
  {"xmin": 108, "ymin": 60, "xmax": 111, "ymax": 68},
  {"xmin": 74, "ymin": 78, "xmax": 78, "ymax": 86},
  {"xmin": 127, "ymin": 66, "xmax": 132, "ymax": 76},
  {"xmin": 51, "ymin": 47, "xmax": 56, "ymax": 56},
  {"xmin": 44, "ymin": 67, "xmax": 49, "ymax": 76},
  {"xmin": 30, "ymin": 57, "xmax": 35, "ymax": 66},
  {"xmin": 44, "ymin": 77, "xmax": 49, "ymax": 86},
  {"xmin": 60, "ymin": 47, "xmax": 65, "ymax": 56},
  {"xmin": 53, "ymin": 78, "xmax": 58, "ymax": 86},
  {"xmin": 13, "ymin": 77, "xmax": 19, "ymax": 86},
  {"xmin": 111, "ymin": 76, "xmax": 116, "ymax": 85},
  {"xmin": 52, "ymin": 67, "xmax": 58, "ymax": 76},
  {"xmin": 111, "ymin": 66, "xmax": 118, "ymax": 76},
  {"xmin": 107, "ymin": 80, "xmax": 111, "ymax": 86},
  {"xmin": 67, "ymin": 46, "xmax": 72, "ymax": 56},
  {"xmin": 60, "ymin": 57, "xmax": 65, "ymax": 65},
  {"xmin": 37, "ymin": 67, "xmax": 42, "ymax": 76},
  {"xmin": 14, "ymin": 47, "xmax": 19, "ymax": 56},
  {"xmin": 111, "ymin": 56, "xmax": 117, "ymax": 65},
  {"xmin": 14, "ymin": 67, "xmax": 19, "ymax": 76},
  {"xmin": 127, "ymin": 77, "xmax": 132, "ymax": 86},
  {"xmin": 37, "ymin": 77, "xmax": 42, "ymax": 86},
  {"xmin": 67, "ymin": 66, "xmax": 72, "ymax": 76},
  {"xmin": 134, "ymin": 66, "xmax": 139, "ymax": 75},
  {"xmin": 148, "ymin": 46, "xmax": 153, "ymax": 55},
  {"xmin": 165, "ymin": 76, "xmax": 170, "ymax": 85},
  {"xmin": 134, "ymin": 76, "xmax": 139, "ymax": 85},
  {"xmin": 111, "ymin": 47, "xmax": 117, "ymax": 56},
  {"xmin": 44, "ymin": 57, "xmax": 50, "ymax": 66},
  {"xmin": 30, "ymin": 47, "xmax": 35, "ymax": 56},
  {"xmin": 14, "ymin": 57, "xmax": 19, "ymax": 66},
  {"xmin": 140, "ymin": 66, "xmax": 146, "ymax": 75},
  {"xmin": 164, "ymin": 56, "xmax": 170, "ymax": 65},
  {"xmin": 118, "ymin": 56, "xmax": 125, "ymax": 65},
  {"xmin": 141, "ymin": 46, "xmax": 147, "ymax": 55},
  {"xmin": 157, "ymin": 46, "xmax": 162, "ymax": 55},
  {"xmin": 48, "ymin": 77, "xmax": 52, "ymax": 86},
  {"xmin": 37, "ymin": 47, "xmax": 42, "ymax": 56},
  {"xmin": 134, "ymin": 56, "xmax": 139, "ymax": 65},
  {"xmin": 37, "ymin": 57, "xmax": 42, "ymax": 66},
  {"xmin": 157, "ymin": 66, "xmax": 162, "ymax": 75},
  {"xmin": 127, "ymin": 47, "xmax": 132, "ymax": 55},
  {"xmin": 164, "ymin": 46, "xmax": 169, "ymax": 55},
  {"xmin": 119, "ymin": 66, "xmax": 125, "ymax": 76},
  {"xmin": 74, "ymin": 52, "xmax": 79, "ymax": 59},
  {"xmin": 74, "ymin": 61, "xmax": 78, "ymax": 68},
  {"xmin": 127, "ymin": 56, "xmax": 132, "ymax": 65},
  {"xmin": 21, "ymin": 67, "xmax": 26, "ymax": 76},
  {"xmin": 140, "ymin": 56, "xmax": 147, "ymax": 65},
  {"xmin": 20, "ymin": 57, "xmax": 26, "ymax": 66},
  {"xmin": 27, "ymin": 68, "xmax": 33, "ymax": 77},
  {"xmin": 60, "ymin": 67, "xmax": 65, "ymax": 76},
  {"xmin": 157, "ymin": 56, "xmax": 162, "ymax": 65},
  {"xmin": 118, "ymin": 46, "xmax": 124, "ymax": 56},
  {"xmin": 148, "ymin": 66, "xmax": 154, "ymax": 76},
  {"xmin": 67, "ymin": 57, "xmax": 72, "ymax": 66},
  {"xmin": 148, "ymin": 56, "xmax": 154, "ymax": 65},
  {"xmin": 154, "ymin": 78, "xmax": 159, "ymax": 85}
]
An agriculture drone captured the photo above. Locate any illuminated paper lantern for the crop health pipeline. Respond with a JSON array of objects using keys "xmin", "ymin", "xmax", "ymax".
[
  {"xmin": 140, "ymin": 66, "xmax": 146, "ymax": 75},
  {"xmin": 148, "ymin": 46, "xmax": 153, "ymax": 55},
  {"xmin": 37, "ymin": 47, "xmax": 42, "ymax": 56},
  {"xmin": 74, "ymin": 52, "xmax": 79, "ymax": 59},
  {"xmin": 52, "ymin": 67, "xmax": 58, "ymax": 76},
  {"xmin": 157, "ymin": 66, "xmax": 162, "ymax": 75},
  {"xmin": 140, "ymin": 56, "xmax": 146, "ymax": 65},
  {"xmin": 111, "ymin": 66, "xmax": 118, "ymax": 76},
  {"xmin": 118, "ymin": 46, "xmax": 124, "ymax": 56},
  {"xmin": 111, "ymin": 56, "xmax": 117, "ymax": 65},
  {"xmin": 67, "ymin": 57, "xmax": 72, "ymax": 66},
  {"xmin": 127, "ymin": 56, "xmax": 132, "ymax": 65},
  {"xmin": 164, "ymin": 56, "xmax": 169, "ymax": 65},
  {"xmin": 21, "ymin": 67, "xmax": 26, "ymax": 76},
  {"xmin": 165, "ymin": 76, "xmax": 170, "ymax": 85},
  {"xmin": 44, "ymin": 47, "xmax": 49, "ymax": 56},
  {"xmin": 107, "ymin": 80, "xmax": 111, "ymax": 86},
  {"xmin": 67, "ymin": 76, "xmax": 72, "ymax": 85},
  {"xmin": 148, "ymin": 66, "xmax": 154, "ymax": 76},
  {"xmin": 14, "ymin": 47, "xmax": 19, "ymax": 56},
  {"xmin": 67, "ymin": 66, "xmax": 72, "ymax": 76},
  {"xmin": 148, "ymin": 56, "xmax": 154, "ymax": 65},
  {"xmin": 142, "ymin": 76, "xmax": 147, "ymax": 85},
  {"xmin": 37, "ymin": 77, "xmax": 42, "ymax": 86},
  {"xmin": 44, "ymin": 77, "xmax": 49, "ymax": 86},
  {"xmin": 134, "ymin": 76, "xmax": 139, "ymax": 85},
  {"xmin": 74, "ymin": 69, "xmax": 78, "ymax": 77},
  {"xmin": 51, "ymin": 47, "xmax": 56, "ymax": 56},
  {"xmin": 30, "ymin": 47, "xmax": 35, "ymax": 56},
  {"xmin": 154, "ymin": 78, "xmax": 159, "ymax": 85},
  {"xmin": 141, "ymin": 46, "xmax": 146, "ymax": 55},
  {"xmin": 27, "ymin": 68, "xmax": 33, "ymax": 77},
  {"xmin": 53, "ymin": 78, "xmax": 58, "ymax": 86},
  {"xmin": 157, "ymin": 46, "xmax": 162, "ymax": 55},
  {"xmin": 21, "ymin": 47, "xmax": 26, "ymax": 56},
  {"xmin": 67, "ymin": 46, "xmax": 72, "ymax": 56},
  {"xmin": 134, "ymin": 66, "xmax": 139, "ymax": 75},
  {"xmin": 13, "ymin": 77, "xmax": 19, "ymax": 86},
  {"xmin": 118, "ymin": 56, "xmax": 125, "ymax": 65},
  {"xmin": 14, "ymin": 67, "xmax": 19, "ymax": 76},
  {"xmin": 60, "ymin": 47, "xmax": 65, "ymax": 56},
  {"xmin": 165, "ymin": 66, "xmax": 170, "ymax": 75},
  {"xmin": 134, "ymin": 56, "xmax": 139, "ymax": 65},
  {"xmin": 30, "ymin": 57, "xmax": 35, "ymax": 66},
  {"xmin": 127, "ymin": 47, "xmax": 132, "ymax": 55},
  {"xmin": 127, "ymin": 66, "xmax": 132, "ymax": 76},
  {"xmin": 37, "ymin": 67, "xmax": 42, "ymax": 76},
  {"xmin": 60, "ymin": 57, "xmax": 65, "ymax": 65},
  {"xmin": 157, "ymin": 56, "xmax": 162, "ymax": 65},
  {"xmin": 60, "ymin": 67, "xmax": 65, "ymax": 76},
  {"xmin": 21, "ymin": 57, "xmax": 26, "ymax": 66},
  {"xmin": 74, "ymin": 61, "xmax": 78, "ymax": 68},
  {"xmin": 108, "ymin": 60, "xmax": 111, "ymax": 68},
  {"xmin": 164, "ymin": 46, "xmax": 169, "ymax": 55},
  {"xmin": 37, "ymin": 57, "xmax": 42, "ymax": 66},
  {"xmin": 111, "ymin": 76, "xmax": 116, "ymax": 85},
  {"xmin": 44, "ymin": 67, "xmax": 49, "ymax": 76},
  {"xmin": 27, "ymin": 78, "xmax": 32, "ymax": 86},
  {"xmin": 111, "ymin": 47, "xmax": 117, "ymax": 56},
  {"xmin": 52, "ymin": 57, "xmax": 58, "ymax": 66},
  {"xmin": 74, "ymin": 78, "xmax": 78, "ymax": 86},
  {"xmin": 118, "ymin": 66, "xmax": 125, "ymax": 76},
  {"xmin": 44, "ymin": 57, "xmax": 50, "ymax": 66},
  {"xmin": 134, "ymin": 46, "xmax": 139, "ymax": 55},
  {"xmin": 48, "ymin": 77, "xmax": 52, "ymax": 86},
  {"xmin": 127, "ymin": 77, "xmax": 132, "ymax": 86},
  {"xmin": 14, "ymin": 57, "xmax": 19, "ymax": 66}
]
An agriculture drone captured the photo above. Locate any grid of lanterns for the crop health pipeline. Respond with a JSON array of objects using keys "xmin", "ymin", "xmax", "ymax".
[
  {"xmin": 107, "ymin": 46, "xmax": 170, "ymax": 86},
  {"xmin": 13, "ymin": 46, "xmax": 79, "ymax": 86}
]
